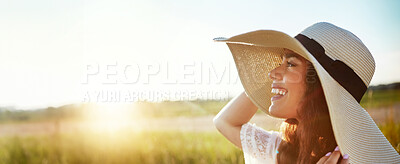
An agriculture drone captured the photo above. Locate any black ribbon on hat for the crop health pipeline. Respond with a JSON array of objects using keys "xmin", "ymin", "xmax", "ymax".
[{"xmin": 294, "ymin": 34, "xmax": 367, "ymax": 103}]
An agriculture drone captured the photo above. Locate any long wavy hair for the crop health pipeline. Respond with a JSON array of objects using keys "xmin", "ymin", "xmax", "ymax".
[{"xmin": 276, "ymin": 61, "xmax": 338, "ymax": 164}]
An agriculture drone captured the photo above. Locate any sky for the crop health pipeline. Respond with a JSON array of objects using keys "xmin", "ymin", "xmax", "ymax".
[{"xmin": 1, "ymin": 0, "xmax": 399, "ymax": 109}]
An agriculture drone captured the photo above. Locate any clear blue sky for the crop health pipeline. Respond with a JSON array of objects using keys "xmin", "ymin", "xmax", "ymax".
[{"xmin": 0, "ymin": 0, "xmax": 399, "ymax": 108}]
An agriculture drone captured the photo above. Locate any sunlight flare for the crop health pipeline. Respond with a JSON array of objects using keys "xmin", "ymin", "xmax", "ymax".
[{"xmin": 84, "ymin": 103, "xmax": 143, "ymax": 133}]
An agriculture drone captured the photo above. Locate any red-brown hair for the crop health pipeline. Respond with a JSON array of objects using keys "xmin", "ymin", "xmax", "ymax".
[{"xmin": 276, "ymin": 61, "xmax": 337, "ymax": 163}]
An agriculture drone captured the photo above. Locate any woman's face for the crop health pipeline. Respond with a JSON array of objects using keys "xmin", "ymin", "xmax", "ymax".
[{"xmin": 268, "ymin": 49, "xmax": 308, "ymax": 119}]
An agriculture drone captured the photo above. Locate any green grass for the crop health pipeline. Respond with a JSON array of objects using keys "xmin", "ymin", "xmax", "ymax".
[
  {"xmin": 0, "ymin": 121, "xmax": 398, "ymax": 164},
  {"xmin": 361, "ymin": 89, "xmax": 400, "ymax": 109},
  {"xmin": 379, "ymin": 120, "xmax": 400, "ymax": 153},
  {"xmin": 0, "ymin": 130, "xmax": 244, "ymax": 164},
  {"xmin": 0, "ymin": 89, "xmax": 398, "ymax": 163}
]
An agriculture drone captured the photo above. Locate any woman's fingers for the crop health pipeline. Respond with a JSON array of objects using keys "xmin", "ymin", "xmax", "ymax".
[
  {"xmin": 316, "ymin": 152, "xmax": 331, "ymax": 164},
  {"xmin": 317, "ymin": 146, "xmax": 350, "ymax": 164},
  {"xmin": 324, "ymin": 146, "xmax": 341, "ymax": 163},
  {"xmin": 339, "ymin": 154, "xmax": 350, "ymax": 164}
]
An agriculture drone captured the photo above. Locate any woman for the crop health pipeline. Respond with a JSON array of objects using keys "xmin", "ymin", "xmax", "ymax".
[{"xmin": 213, "ymin": 22, "xmax": 400, "ymax": 163}]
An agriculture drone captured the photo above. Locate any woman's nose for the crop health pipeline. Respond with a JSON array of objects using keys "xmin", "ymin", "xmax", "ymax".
[{"xmin": 268, "ymin": 67, "xmax": 282, "ymax": 80}]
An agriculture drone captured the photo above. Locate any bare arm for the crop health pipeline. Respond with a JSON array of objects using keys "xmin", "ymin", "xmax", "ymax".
[{"xmin": 213, "ymin": 91, "xmax": 258, "ymax": 149}]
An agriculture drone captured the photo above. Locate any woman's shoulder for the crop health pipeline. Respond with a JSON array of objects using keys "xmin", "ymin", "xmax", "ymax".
[
  {"xmin": 240, "ymin": 122, "xmax": 282, "ymax": 163},
  {"xmin": 241, "ymin": 122, "xmax": 282, "ymax": 137},
  {"xmin": 240, "ymin": 122, "xmax": 282, "ymax": 147}
]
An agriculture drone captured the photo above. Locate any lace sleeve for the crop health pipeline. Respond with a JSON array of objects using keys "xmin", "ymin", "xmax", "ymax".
[{"xmin": 240, "ymin": 122, "xmax": 282, "ymax": 164}]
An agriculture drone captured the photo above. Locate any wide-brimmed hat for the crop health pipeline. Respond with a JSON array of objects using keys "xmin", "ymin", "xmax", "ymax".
[{"xmin": 214, "ymin": 22, "xmax": 400, "ymax": 163}]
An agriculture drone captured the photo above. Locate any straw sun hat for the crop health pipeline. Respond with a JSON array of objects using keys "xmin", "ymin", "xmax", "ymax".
[{"xmin": 214, "ymin": 22, "xmax": 400, "ymax": 163}]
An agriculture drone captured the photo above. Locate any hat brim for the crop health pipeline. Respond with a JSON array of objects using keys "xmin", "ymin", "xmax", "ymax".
[{"xmin": 215, "ymin": 30, "xmax": 400, "ymax": 163}]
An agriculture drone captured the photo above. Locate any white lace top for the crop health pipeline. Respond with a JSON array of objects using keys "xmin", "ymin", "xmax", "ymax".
[{"xmin": 240, "ymin": 122, "xmax": 283, "ymax": 164}]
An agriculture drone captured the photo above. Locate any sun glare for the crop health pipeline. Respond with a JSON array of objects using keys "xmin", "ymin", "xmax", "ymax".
[{"xmin": 84, "ymin": 103, "xmax": 143, "ymax": 133}]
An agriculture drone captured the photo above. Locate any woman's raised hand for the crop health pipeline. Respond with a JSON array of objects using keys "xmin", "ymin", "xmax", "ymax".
[{"xmin": 316, "ymin": 146, "xmax": 349, "ymax": 164}]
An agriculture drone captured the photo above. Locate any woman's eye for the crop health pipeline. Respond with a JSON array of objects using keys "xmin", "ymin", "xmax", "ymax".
[{"xmin": 287, "ymin": 62, "xmax": 295, "ymax": 67}]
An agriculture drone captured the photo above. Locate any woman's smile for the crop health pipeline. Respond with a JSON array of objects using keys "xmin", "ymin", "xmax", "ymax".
[{"xmin": 271, "ymin": 87, "xmax": 288, "ymax": 101}]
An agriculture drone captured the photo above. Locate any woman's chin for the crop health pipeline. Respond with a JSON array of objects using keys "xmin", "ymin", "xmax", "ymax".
[{"xmin": 268, "ymin": 106, "xmax": 285, "ymax": 118}]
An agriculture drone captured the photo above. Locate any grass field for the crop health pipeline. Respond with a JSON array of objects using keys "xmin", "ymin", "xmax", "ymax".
[
  {"xmin": 361, "ymin": 89, "xmax": 400, "ymax": 108},
  {"xmin": 0, "ymin": 130, "xmax": 244, "ymax": 164},
  {"xmin": 0, "ymin": 89, "xmax": 399, "ymax": 163},
  {"xmin": 0, "ymin": 122, "xmax": 398, "ymax": 164}
]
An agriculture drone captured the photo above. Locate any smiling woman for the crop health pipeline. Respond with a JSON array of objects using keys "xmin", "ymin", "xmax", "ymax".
[
  {"xmin": 268, "ymin": 49, "xmax": 308, "ymax": 119},
  {"xmin": 213, "ymin": 22, "xmax": 400, "ymax": 164}
]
